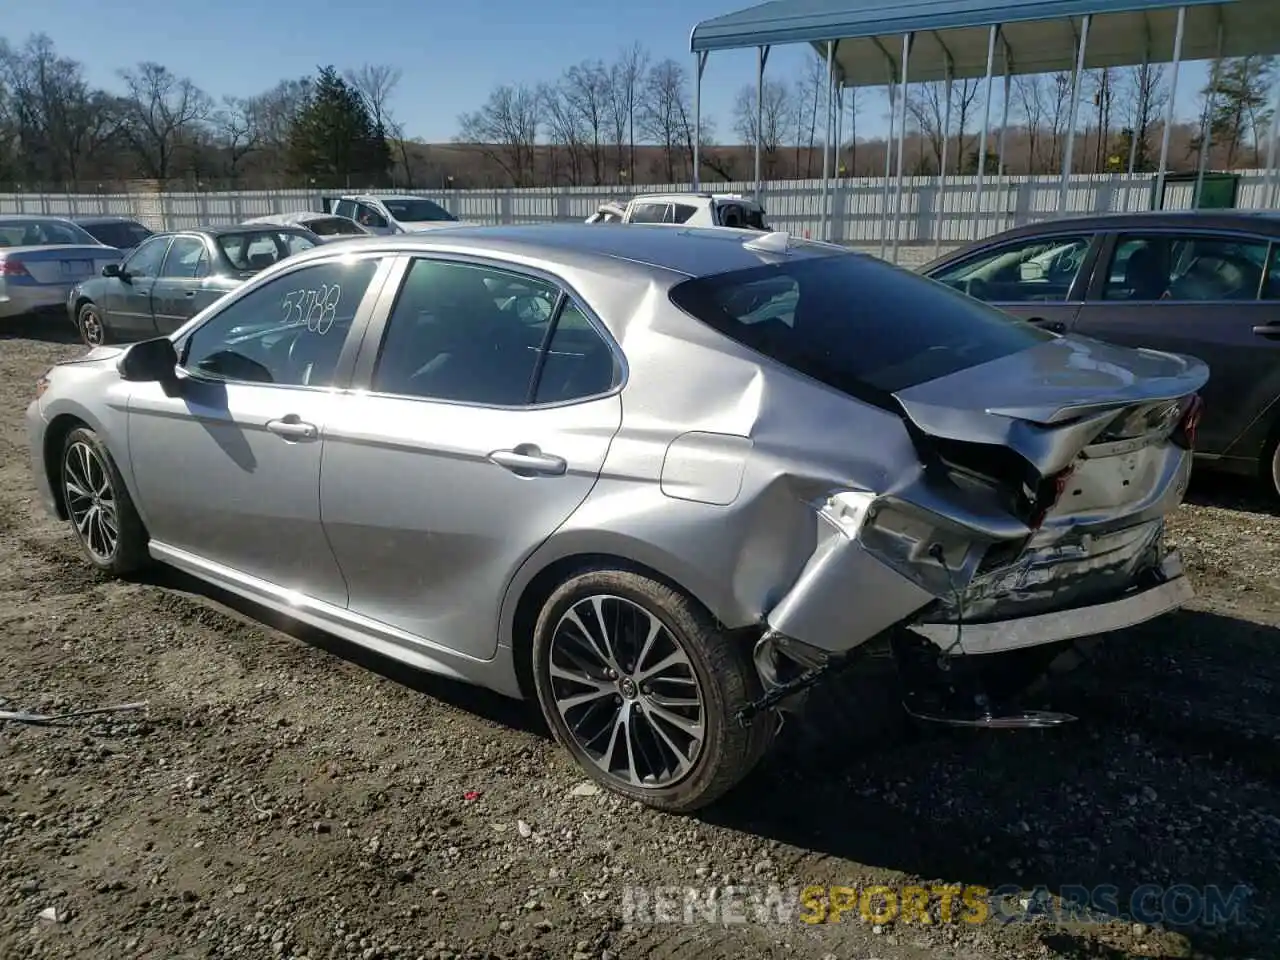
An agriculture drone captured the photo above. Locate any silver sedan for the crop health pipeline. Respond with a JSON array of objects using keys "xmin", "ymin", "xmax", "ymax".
[
  {"xmin": 0, "ymin": 215, "xmax": 121, "ymax": 320},
  {"xmin": 26, "ymin": 224, "xmax": 1208, "ymax": 811}
]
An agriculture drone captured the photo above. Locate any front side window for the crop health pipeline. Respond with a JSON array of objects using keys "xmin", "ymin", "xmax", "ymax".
[
  {"xmin": 372, "ymin": 259, "xmax": 615, "ymax": 406},
  {"xmin": 123, "ymin": 236, "xmax": 172, "ymax": 279},
  {"xmin": 160, "ymin": 236, "xmax": 209, "ymax": 279},
  {"xmin": 1103, "ymin": 234, "xmax": 1269, "ymax": 302},
  {"xmin": 670, "ymin": 251, "xmax": 1053, "ymax": 404},
  {"xmin": 931, "ymin": 234, "xmax": 1093, "ymax": 303},
  {"xmin": 182, "ymin": 258, "xmax": 382, "ymax": 387},
  {"xmin": 353, "ymin": 203, "xmax": 389, "ymax": 229},
  {"xmin": 629, "ymin": 203, "xmax": 669, "ymax": 224}
]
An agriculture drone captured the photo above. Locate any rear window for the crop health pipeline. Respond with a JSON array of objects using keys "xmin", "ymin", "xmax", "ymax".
[
  {"xmin": 0, "ymin": 218, "xmax": 99, "ymax": 247},
  {"xmin": 217, "ymin": 230, "xmax": 317, "ymax": 272},
  {"xmin": 667, "ymin": 254, "xmax": 1054, "ymax": 404},
  {"xmin": 81, "ymin": 220, "xmax": 153, "ymax": 249}
]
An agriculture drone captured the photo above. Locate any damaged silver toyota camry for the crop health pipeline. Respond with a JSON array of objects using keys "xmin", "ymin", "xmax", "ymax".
[{"xmin": 27, "ymin": 223, "xmax": 1207, "ymax": 811}]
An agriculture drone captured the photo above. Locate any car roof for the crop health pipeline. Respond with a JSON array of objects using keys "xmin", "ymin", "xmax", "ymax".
[
  {"xmin": 282, "ymin": 222, "xmax": 847, "ymax": 278},
  {"xmin": 74, "ymin": 215, "xmax": 145, "ymax": 225},
  {"xmin": 961, "ymin": 209, "xmax": 1280, "ymax": 242},
  {"xmin": 0, "ymin": 213, "xmax": 77, "ymax": 223}
]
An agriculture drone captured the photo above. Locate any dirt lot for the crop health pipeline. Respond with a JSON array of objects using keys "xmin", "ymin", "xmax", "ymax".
[{"xmin": 1, "ymin": 328, "xmax": 1278, "ymax": 960}]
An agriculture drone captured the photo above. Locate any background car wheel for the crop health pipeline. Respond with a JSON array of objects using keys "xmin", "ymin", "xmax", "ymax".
[
  {"xmin": 531, "ymin": 568, "xmax": 774, "ymax": 813},
  {"xmin": 78, "ymin": 303, "xmax": 109, "ymax": 346},
  {"xmin": 60, "ymin": 427, "xmax": 149, "ymax": 576},
  {"xmin": 1264, "ymin": 432, "xmax": 1280, "ymax": 501}
]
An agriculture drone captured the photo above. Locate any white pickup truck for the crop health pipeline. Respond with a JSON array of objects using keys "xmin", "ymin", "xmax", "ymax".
[{"xmin": 586, "ymin": 193, "xmax": 770, "ymax": 230}]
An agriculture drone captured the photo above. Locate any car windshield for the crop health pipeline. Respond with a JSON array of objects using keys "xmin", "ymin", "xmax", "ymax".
[
  {"xmin": 216, "ymin": 230, "xmax": 318, "ymax": 272},
  {"xmin": 0, "ymin": 218, "xmax": 99, "ymax": 247},
  {"xmin": 80, "ymin": 220, "xmax": 153, "ymax": 249},
  {"xmin": 380, "ymin": 198, "xmax": 456, "ymax": 223},
  {"xmin": 668, "ymin": 253, "xmax": 1055, "ymax": 406}
]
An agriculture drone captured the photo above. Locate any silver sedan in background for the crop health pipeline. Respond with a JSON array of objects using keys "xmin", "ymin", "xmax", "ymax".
[
  {"xmin": 0, "ymin": 215, "xmax": 120, "ymax": 322},
  {"xmin": 27, "ymin": 224, "xmax": 1207, "ymax": 811}
]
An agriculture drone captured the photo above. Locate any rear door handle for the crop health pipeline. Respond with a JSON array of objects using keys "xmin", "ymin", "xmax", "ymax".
[
  {"xmin": 1252, "ymin": 322, "xmax": 1280, "ymax": 339},
  {"xmin": 265, "ymin": 416, "xmax": 318, "ymax": 441},
  {"xmin": 489, "ymin": 445, "xmax": 567, "ymax": 476},
  {"xmin": 184, "ymin": 291, "xmax": 196, "ymax": 297}
]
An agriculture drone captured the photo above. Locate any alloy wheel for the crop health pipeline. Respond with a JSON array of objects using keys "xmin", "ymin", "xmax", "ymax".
[
  {"xmin": 81, "ymin": 308, "xmax": 104, "ymax": 346},
  {"xmin": 548, "ymin": 594, "xmax": 706, "ymax": 788},
  {"xmin": 64, "ymin": 440, "xmax": 119, "ymax": 562}
]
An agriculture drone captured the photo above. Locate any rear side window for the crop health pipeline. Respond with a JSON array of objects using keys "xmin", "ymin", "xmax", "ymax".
[
  {"xmin": 668, "ymin": 254, "xmax": 1054, "ymax": 403},
  {"xmin": 630, "ymin": 203, "xmax": 669, "ymax": 224}
]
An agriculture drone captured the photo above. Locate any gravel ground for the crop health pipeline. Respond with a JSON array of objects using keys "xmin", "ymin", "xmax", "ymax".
[{"xmin": 1, "ymin": 327, "xmax": 1278, "ymax": 960}]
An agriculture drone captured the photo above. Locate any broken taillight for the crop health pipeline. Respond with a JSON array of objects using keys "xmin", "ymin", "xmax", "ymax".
[
  {"xmin": 1173, "ymin": 394, "xmax": 1204, "ymax": 450},
  {"xmin": 1030, "ymin": 466, "xmax": 1074, "ymax": 529}
]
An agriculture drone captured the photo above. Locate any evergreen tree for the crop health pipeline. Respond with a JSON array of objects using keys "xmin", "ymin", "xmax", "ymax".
[{"xmin": 286, "ymin": 66, "xmax": 391, "ymax": 187}]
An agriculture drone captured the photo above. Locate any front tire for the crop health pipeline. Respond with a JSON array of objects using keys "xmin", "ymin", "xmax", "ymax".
[
  {"xmin": 78, "ymin": 302, "xmax": 109, "ymax": 347},
  {"xmin": 60, "ymin": 427, "xmax": 149, "ymax": 576},
  {"xmin": 531, "ymin": 568, "xmax": 773, "ymax": 812},
  {"xmin": 1264, "ymin": 432, "xmax": 1280, "ymax": 501}
]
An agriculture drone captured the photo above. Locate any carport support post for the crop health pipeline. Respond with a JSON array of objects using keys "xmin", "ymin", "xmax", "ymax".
[
  {"xmin": 754, "ymin": 46, "xmax": 770, "ymax": 201},
  {"xmin": 880, "ymin": 75, "xmax": 896, "ymax": 259},
  {"xmin": 1265, "ymin": 77, "xmax": 1280, "ymax": 207},
  {"xmin": 1194, "ymin": 21, "xmax": 1226, "ymax": 209},
  {"xmin": 1154, "ymin": 7, "xmax": 1186, "ymax": 211},
  {"xmin": 934, "ymin": 60, "xmax": 953, "ymax": 257},
  {"xmin": 1059, "ymin": 14, "xmax": 1091, "ymax": 213},
  {"xmin": 891, "ymin": 32, "xmax": 913, "ymax": 264},
  {"xmin": 692, "ymin": 51, "xmax": 708, "ymax": 191},
  {"xmin": 996, "ymin": 43, "xmax": 1013, "ymax": 232},
  {"xmin": 974, "ymin": 25, "xmax": 999, "ymax": 242},
  {"xmin": 821, "ymin": 41, "xmax": 835, "ymax": 240}
]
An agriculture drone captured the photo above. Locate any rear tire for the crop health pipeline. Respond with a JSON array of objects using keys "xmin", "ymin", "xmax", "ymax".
[
  {"xmin": 60, "ymin": 427, "xmax": 149, "ymax": 576},
  {"xmin": 531, "ymin": 568, "xmax": 773, "ymax": 813},
  {"xmin": 1262, "ymin": 429, "xmax": 1280, "ymax": 501},
  {"xmin": 78, "ymin": 302, "xmax": 109, "ymax": 347}
]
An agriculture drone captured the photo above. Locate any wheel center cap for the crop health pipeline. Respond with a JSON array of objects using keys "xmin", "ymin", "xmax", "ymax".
[{"xmin": 618, "ymin": 677, "xmax": 639, "ymax": 700}]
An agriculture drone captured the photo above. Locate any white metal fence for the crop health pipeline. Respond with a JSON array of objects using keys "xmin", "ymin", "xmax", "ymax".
[{"xmin": 1, "ymin": 171, "xmax": 1276, "ymax": 261}]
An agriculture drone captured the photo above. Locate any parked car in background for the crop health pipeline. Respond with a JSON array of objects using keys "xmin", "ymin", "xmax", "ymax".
[
  {"xmin": 325, "ymin": 194, "xmax": 462, "ymax": 234},
  {"xmin": 67, "ymin": 224, "xmax": 320, "ymax": 345},
  {"xmin": 74, "ymin": 216, "xmax": 155, "ymax": 257},
  {"xmin": 0, "ymin": 215, "xmax": 120, "ymax": 323},
  {"xmin": 920, "ymin": 210, "xmax": 1280, "ymax": 497},
  {"xmin": 587, "ymin": 193, "xmax": 770, "ymax": 229},
  {"xmin": 243, "ymin": 211, "xmax": 372, "ymax": 241},
  {"xmin": 30, "ymin": 224, "xmax": 1204, "ymax": 811}
]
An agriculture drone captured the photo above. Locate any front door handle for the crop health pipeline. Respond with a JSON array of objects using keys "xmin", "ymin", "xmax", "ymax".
[
  {"xmin": 184, "ymin": 291, "xmax": 196, "ymax": 297},
  {"xmin": 489, "ymin": 445, "xmax": 567, "ymax": 477},
  {"xmin": 1252, "ymin": 322, "xmax": 1280, "ymax": 339},
  {"xmin": 1029, "ymin": 317, "xmax": 1066, "ymax": 333},
  {"xmin": 265, "ymin": 415, "xmax": 318, "ymax": 441}
]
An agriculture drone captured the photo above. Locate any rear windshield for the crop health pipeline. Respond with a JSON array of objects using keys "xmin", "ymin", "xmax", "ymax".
[
  {"xmin": 306, "ymin": 216, "xmax": 365, "ymax": 236},
  {"xmin": 667, "ymin": 253, "xmax": 1054, "ymax": 404},
  {"xmin": 81, "ymin": 220, "xmax": 153, "ymax": 249},
  {"xmin": 0, "ymin": 218, "xmax": 99, "ymax": 247},
  {"xmin": 381, "ymin": 198, "xmax": 456, "ymax": 223},
  {"xmin": 217, "ymin": 229, "xmax": 317, "ymax": 272}
]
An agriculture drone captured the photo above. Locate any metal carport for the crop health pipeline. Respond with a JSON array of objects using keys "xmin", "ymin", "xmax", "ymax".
[{"xmin": 689, "ymin": 0, "xmax": 1280, "ymax": 258}]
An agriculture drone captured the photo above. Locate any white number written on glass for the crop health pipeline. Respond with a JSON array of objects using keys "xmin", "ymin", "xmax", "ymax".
[{"xmin": 280, "ymin": 283, "xmax": 343, "ymax": 334}]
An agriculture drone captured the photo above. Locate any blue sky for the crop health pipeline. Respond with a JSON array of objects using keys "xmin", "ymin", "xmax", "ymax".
[{"xmin": 11, "ymin": 0, "xmax": 1211, "ymax": 144}]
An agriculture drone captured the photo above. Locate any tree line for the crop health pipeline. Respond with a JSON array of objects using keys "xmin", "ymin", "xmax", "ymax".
[{"xmin": 0, "ymin": 32, "xmax": 1275, "ymax": 193}]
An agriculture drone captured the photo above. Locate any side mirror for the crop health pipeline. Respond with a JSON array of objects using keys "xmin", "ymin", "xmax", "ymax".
[
  {"xmin": 118, "ymin": 336, "xmax": 179, "ymax": 384},
  {"xmin": 102, "ymin": 263, "xmax": 122, "ymax": 278}
]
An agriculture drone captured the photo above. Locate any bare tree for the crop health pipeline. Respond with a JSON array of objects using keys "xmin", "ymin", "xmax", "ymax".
[
  {"xmin": 456, "ymin": 84, "xmax": 542, "ymax": 186},
  {"xmin": 0, "ymin": 34, "xmax": 121, "ymax": 186},
  {"xmin": 562, "ymin": 61, "xmax": 610, "ymax": 183},
  {"xmin": 1012, "ymin": 74, "xmax": 1046, "ymax": 172},
  {"xmin": 789, "ymin": 53, "xmax": 829, "ymax": 177},
  {"xmin": 841, "ymin": 87, "xmax": 860, "ymax": 175},
  {"xmin": 211, "ymin": 96, "xmax": 261, "ymax": 181},
  {"xmin": 605, "ymin": 43, "xmax": 649, "ymax": 183},
  {"xmin": 732, "ymin": 79, "xmax": 790, "ymax": 176},
  {"xmin": 1045, "ymin": 72, "xmax": 1074, "ymax": 172},
  {"xmin": 118, "ymin": 62, "xmax": 211, "ymax": 180},
  {"xmin": 343, "ymin": 63, "xmax": 421, "ymax": 187},
  {"xmin": 539, "ymin": 81, "xmax": 586, "ymax": 185},
  {"xmin": 639, "ymin": 59, "xmax": 698, "ymax": 183},
  {"xmin": 1090, "ymin": 68, "xmax": 1116, "ymax": 171},
  {"xmin": 904, "ymin": 78, "xmax": 981, "ymax": 174},
  {"xmin": 1117, "ymin": 62, "xmax": 1167, "ymax": 172}
]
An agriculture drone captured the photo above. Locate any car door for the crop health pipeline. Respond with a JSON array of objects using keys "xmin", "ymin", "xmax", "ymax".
[
  {"xmin": 150, "ymin": 234, "xmax": 213, "ymax": 334},
  {"xmin": 126, "ymin": 251, "xmax": 395, "ymax": 606},
  {"xmin": 318, "ymin": 255, "xmax": 623, "ymax": 659},
  {"xmin": 925, "ymin": 231, "xmax": 1100, "ymax": 333},
  {"xmin": 1072, "ymin": 230, "xmax": 1280, "ymax": 458},
  {"xmin": 352, "ymin": 201, "xmax": 394, "ymax": 235},
  {"xmin": 104, "ymin": 235, "xmax": 172, "ymax": 338}
]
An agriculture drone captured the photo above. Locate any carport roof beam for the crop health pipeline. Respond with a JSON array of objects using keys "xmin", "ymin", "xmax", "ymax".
[{"xmin": 689, "ymin": 0, "xmax": 1280, "ymax": 84}]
